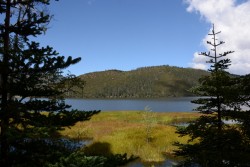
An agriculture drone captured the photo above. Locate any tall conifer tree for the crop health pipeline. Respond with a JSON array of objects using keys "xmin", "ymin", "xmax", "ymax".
[
  {"xmin": 192, "ymin": 24, "xmax": 234, "ymax": 130},
  {"xmin": 175, "ymin": 25, "xmax": 250, "ymax": 166},
  {"xmin": 0, "ymin": 1, "xmax": 99, "ymax": 166}
]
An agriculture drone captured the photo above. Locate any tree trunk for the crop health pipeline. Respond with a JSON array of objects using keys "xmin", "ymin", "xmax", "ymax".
[{"xmin": 1, "ymin": 0, "xmax": 11, "ymax": 166}]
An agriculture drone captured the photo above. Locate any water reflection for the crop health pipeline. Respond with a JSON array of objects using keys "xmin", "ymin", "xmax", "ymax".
[
  {"xmin": 124, "ymin": 154, "xmax": 181, "ymax": 167},
  {"xmin": 124, "ymin": 160, "xmax": 177, "ymax": 167}
]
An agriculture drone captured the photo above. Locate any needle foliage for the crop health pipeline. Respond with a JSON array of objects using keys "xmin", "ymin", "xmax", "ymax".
[
  {"xmin": 0, "ymin": 1, "xmax": 100, "ymax": 166},
  {"xmin": 175, "ymin": 25, "xmax": 250, "ymax": 167}
]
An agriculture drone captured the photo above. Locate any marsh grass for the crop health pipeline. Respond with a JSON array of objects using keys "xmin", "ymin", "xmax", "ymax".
[{"xmin": 60, "ymin": 111, "xmax": 201, "ymax": 162}]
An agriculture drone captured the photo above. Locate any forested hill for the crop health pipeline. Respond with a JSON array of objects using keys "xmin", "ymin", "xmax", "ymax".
[{"xmin": 73, "ymin": 65, "xmax": 209, "ymax": 98}]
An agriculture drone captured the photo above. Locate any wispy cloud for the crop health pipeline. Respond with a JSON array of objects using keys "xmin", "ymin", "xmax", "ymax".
[{"xmin": 185, "ymin": 0, "xmax": 250, "ymax": 75}]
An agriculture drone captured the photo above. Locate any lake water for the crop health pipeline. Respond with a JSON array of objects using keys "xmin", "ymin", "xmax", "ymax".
[{"xmin": 65, "ymin": 97, "xmax": 199, "ymax": 112}]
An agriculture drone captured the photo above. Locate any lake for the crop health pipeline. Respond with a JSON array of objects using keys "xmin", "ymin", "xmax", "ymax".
[{"xmin": 65, "ymin": 97, "xmax": 199, "ymax": 112}]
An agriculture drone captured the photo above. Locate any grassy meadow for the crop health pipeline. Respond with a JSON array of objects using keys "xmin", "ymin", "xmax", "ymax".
[{"xmin": 61, "ymin": 111, "xmax": 201, "ymax": 162}]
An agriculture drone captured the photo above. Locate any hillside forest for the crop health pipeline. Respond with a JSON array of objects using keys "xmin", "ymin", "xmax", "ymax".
[{"xmin": 68, "ymin": 65, "xmax": 209, "ymax": 99}]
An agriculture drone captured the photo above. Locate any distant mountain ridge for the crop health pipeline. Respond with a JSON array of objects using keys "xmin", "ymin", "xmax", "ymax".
[{"xmin": 71, "ymin": 65, "xmax": 209, "ymax": 98}]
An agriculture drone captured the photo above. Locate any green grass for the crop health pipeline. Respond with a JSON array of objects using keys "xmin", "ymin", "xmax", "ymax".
[{"xmin": 61, "ymin": 111, "xmax": 201, "ymax": 162}]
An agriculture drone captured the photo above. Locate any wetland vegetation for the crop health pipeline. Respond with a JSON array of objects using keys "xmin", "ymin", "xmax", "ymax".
[{"xmin": 61, "ymin": 111, "xmax": 201, "ymax": 163}]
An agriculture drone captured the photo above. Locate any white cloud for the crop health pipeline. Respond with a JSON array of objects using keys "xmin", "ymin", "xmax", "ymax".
[
  {"xmin": 191, "ymin": 63, "xmax": 207, "ymax": 70},
  {"xmin": 190, "ymin": 52, "xmax": 208, "ymax": 70},
  {"xmin": 185, "ymin": 0, "xmax": 250, "ymax": 75}
]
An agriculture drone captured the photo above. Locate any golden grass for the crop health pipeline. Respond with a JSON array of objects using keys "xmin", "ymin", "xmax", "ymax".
[{"xmin": 60, "ymin": 111, "xmax": 201, "ymax": 162}]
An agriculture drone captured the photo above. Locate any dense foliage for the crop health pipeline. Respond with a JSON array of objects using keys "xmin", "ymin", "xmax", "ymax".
[
  {"xmin": 72, "ymin": 65, "xmax": 209, "ymax": 99},
  {"xmin": 0, "ymin": 1, "xmax": 102, "ymax": 166},
  {"xmin": 175, "ymin": 25, "xmax": 250, "ymax": 166},
  {"xmin": 47, "ymin": 152, "xmax": 135, "ymax": 167}
]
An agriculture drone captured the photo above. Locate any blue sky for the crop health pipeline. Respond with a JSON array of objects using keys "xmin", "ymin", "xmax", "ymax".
[{"xmin": 38, "ymin": 0, "xmax": 250, "ymax": 76}]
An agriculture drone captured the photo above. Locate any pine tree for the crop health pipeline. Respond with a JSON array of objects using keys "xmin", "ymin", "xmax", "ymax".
[
  {"xmin": 192, "ymin": 24, "xmax": 234, "ymax": 130},
  {"xmin": 175, "ymin": 24, "xmax": 250, "ymax": 166},
  {"xmin": 0, "ymin": 1, "xmax": 99, "ymax": 166}
]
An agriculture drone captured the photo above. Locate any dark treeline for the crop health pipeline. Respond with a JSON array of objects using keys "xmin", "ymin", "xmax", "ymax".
[{"xmin": 69, "ymin": 65, "xmax": 209, "ymax": 99}]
